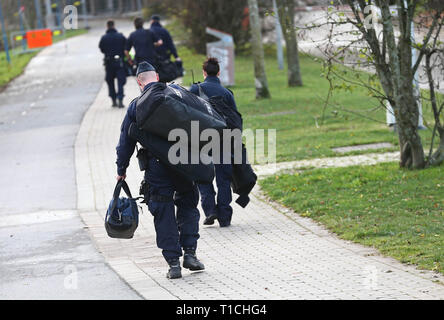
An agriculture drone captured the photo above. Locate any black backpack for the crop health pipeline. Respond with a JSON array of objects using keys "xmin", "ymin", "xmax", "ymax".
[
  {"xmin": 128, "ymin": 123, "xmax": 216, "ymax": 184},
  {"xmin": 135, "ymin": 82, "xmax": 227, "ymax": 140},
  {"xmin": 198, "ymin": 84, "xmax": 243, "ymax": 131}
]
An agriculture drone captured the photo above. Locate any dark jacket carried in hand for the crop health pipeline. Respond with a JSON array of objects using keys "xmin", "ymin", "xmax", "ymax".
[{"xmin": 231, "ymin": 144, "xmax": 257, "ymax": 208}]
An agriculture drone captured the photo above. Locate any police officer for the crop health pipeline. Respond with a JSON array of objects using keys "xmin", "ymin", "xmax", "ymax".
[
  {"xmin": 125, "ymin": 17, "xmax": 162, "ymax": 67},
  {"xmin": 99, "ymin": 20, "xmax": 127, "ymax": 108},
  {"xmin": 116, "ymin": 62, "xmax": 205, "ymax": 279},
  {"xmin": 149, "ymin": 15, "xmax": 181, "ymax": 63},
  {"xmin": 189, "ymin": 58, "xmax": 238, "ymax": 228}
]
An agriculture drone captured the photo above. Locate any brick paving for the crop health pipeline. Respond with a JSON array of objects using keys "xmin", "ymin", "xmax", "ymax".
[{"xmin": 75, "ymin": 79, "xmax": 444, "ymax": 299}]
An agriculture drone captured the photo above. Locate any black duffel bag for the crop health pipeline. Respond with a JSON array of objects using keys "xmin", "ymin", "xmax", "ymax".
[
  {"xmin": 128, "ymin": 123, "xmax": 215, "ymax": 184},
  {"xmin": 231, "ymin": 143, "xmax": 257, "ymax": 208},
  {"xmin": 157, "ymin": 58, "xmax": 180, "ymax": 83},
  {"xmin": 175, "ymin": 60, "xmax": 184, "ymax": 78},
  {"xmin": 135, "ymin": 83, "xmax": 226, "ymax": 141},
  {"xmin": 105, "ymin": 180, "xmax": 140, "ymax": 239}
]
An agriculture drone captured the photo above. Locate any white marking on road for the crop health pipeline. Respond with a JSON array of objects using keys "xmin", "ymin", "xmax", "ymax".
[
  {"xmin": 21, "ymin": 111, "xmax": 27, "ymax": 116},
  {"xmin": 30, "ymin": 103, "xmax": 35, "ymax": 107},
  {"xmin": 39, "ymin": 95, "xmax": 43, "ymax": 99},
  {"xmin": 0, "ymin": 210, "xmax": 78, "ymax": 228}
]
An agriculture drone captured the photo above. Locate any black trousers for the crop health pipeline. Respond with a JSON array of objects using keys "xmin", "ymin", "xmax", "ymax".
[{"xmin": 105, "ymin": 60, "xmax": 127, "ymax": 101}]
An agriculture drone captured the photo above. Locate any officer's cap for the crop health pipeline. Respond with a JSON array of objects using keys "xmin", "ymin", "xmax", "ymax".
[
  {"xmin": 151, "ymin": 15, "xmax": 160, "ymax": 21},
  {"xmin": 136, "ymin": 62, "xmax": 157, "ymax": 76}
]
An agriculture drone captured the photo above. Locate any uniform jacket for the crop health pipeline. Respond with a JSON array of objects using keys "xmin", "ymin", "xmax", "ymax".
[
  {"xmin": 125, "ymin": 28, "xmax": 160, "ymax": 64},
  {"xmin": 150, "ymin": 21, "xmax": 178, "ymax": 60},
  {"xmin": 99, "ymin": 28, "xmax": 126, "ymax": 57},
  {"xmin": 189, "ymin": 76, "xmax": 238, "ymax": 111}
]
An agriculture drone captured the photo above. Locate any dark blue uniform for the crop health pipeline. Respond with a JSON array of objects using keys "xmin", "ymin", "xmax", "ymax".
[
  {"xmin": 99, "ymin": 28, "xmax": 127, "ymax": 102},
  {"xmin": 189, "ymin": 76, "xmax": 238, "ymax": 227},
  {"xmin": 125, "ymin": 28, "xmax": 160, "ymax": 65},
  {"xmin": 150, "ymin": 21, "xmax": 178, "ymax": 61},
  {"xmin": 116, "ymin": 83, "xmax": 200, "ymax": 261}
]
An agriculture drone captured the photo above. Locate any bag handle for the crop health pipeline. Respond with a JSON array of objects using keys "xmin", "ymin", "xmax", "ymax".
[
  {"xmin": 109, "ymin": 180, "xmax": 133, "ymax": 215},
  {"xmin": 115, "ymin": 179, "xmax": 133, "ymax": 198}
]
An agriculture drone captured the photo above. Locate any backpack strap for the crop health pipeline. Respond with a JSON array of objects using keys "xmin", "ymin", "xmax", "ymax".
[{"xmin": 197, "ymin": 83, "xmax": 209, "ymax": 101}]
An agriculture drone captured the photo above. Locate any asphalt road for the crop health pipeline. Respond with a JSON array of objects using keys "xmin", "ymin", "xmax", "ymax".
[{"xmin": 0, "ymin": 20, "xmax": 141, "ymax": 299}]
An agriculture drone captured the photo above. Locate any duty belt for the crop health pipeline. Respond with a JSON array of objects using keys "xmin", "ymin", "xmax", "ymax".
[
  {"xmin": 149, "ymin": 194, "xmax": 173, "ymax": 202},
  {"xmin": 105, "ymin": 55, "xmax": 123, "ymax": 61}
]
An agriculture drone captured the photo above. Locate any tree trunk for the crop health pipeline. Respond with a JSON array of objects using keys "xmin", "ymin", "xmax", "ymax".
[
  {"xmin": 89, "ymin": 0, "xmax": 96, "ymax": 16},
  {"xmin": 107, "ymin": 0, "xmax": 114, "ymax": 12},
  {"xmin": 428, "ymin": 128, "xmax": 444, "ymax": 165},
  {"xmin": 396, "ymin": 5, "xmax": 425, "ymax": 169},
  {"xmin": 117, "ymin": 0, "xmax": 124, "ymax": 13},
  {"xmin": 247, "ymin": 0, "xmax": 271, "ymax": 99},
  {"xmin": 395, "ymin": 96, "xmax": 425, "ymax": 169},
  {"xmin": 278, "ymin": 0, "xmax": 303, "ymax": 87}
]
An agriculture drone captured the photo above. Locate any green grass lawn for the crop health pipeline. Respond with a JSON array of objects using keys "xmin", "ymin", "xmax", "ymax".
[
  {"xmin": 0, "ymin": 29, "xmax": 87, "ymax": 89},
  {"xmin": 260, "ymin": 162, "xmax": 444, "ymax": 275}
]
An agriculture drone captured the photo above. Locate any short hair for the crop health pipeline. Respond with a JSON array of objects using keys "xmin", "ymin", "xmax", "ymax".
[
  {"xmin": 134, "ymin": 17, "xmax": 144, "ymax": 29},
  {"xmin": 137, "ymin": 70, "xmax": 157, "ymax": 85},
  {"xmin": 107, "ymin": 20, "xmax": 114, "ymax": 28},
  {"xmin": 203, "ymin": 57, "xmax": 220, "ymax": 76}
]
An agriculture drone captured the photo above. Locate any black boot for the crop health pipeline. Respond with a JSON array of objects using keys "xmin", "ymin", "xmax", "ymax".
[
  {"xmin": 183, "ymin": 250, "xmax": 205, "ymax": 271},
  {"xmin": 118, "ymin": 99, "xmax": 125, "ymax": 108},
  {"xmin": 111, "ymin": 99, "xmax": 117, "ymax": 107},
  {"xmin": 166, "ymin": 258, "xmax": 182, "ymax": 279},
  {"xmin": 203, "ymin": 214, "xmax": 218, "ymax": 225}
]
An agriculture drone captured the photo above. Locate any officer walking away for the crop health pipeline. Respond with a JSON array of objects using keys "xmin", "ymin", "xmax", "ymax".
[
  {"xmin": 99, "ymin": 20, "xmax": 127, "ymax": 108},
  {"xmin": 125, "ymin": 17, "xmax": 163, "ymax": 67},
  {"xmin": 149, "ymin": 15, "xmax": 181, "ymax": 63},
  {"xmin": 115, "ymin": 62, "xmax": 205, "ymax": 279},
  {"xmin": 190, "ymin": 58, "xmax": 239, "ymax": 228}
]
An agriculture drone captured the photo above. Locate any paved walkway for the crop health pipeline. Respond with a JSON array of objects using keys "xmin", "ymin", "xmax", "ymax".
[
  {"xmin": 254, "ymin": 151, "xmax": 400, "ymax": 177},
  {"xmin": 75, "ymin": 78, "xmax": 444, "ymax": 299}
]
